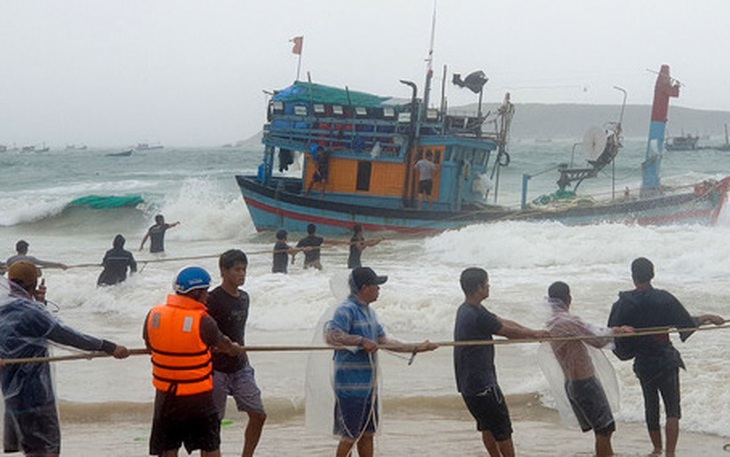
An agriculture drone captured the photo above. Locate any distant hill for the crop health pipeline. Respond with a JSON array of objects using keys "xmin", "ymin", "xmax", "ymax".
[{"xmin": 462, "ymin": 103, "xmax": 730, "ymax": 141}]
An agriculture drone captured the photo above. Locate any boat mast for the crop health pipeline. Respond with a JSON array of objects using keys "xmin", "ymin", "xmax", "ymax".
[
  {"xmin": 642, "ymin": 65, "xmax": 680, "ymax": 197},
  {"xmin": 421, "ymin": 2, "xmax": 436, "ymax": 118}
]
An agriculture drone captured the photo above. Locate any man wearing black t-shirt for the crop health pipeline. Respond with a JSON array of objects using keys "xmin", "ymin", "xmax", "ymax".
[
  {"xmin": 207, "ymin": 250, "xmax": 266, "ymax": 457},
  {"xmin": 140, "ymin": 214, "xmax": 180, "ymax": 254},
  {"xmin": 607, "ymin": 257, "xmax": 723, "ymax": 456},
  {"xmin": 294, "ymin": 224, "xmax": 325, "ymax": 270},
  {"xmin": 454, "ymin": 267, "xmax": 547, "ymax": 457}
]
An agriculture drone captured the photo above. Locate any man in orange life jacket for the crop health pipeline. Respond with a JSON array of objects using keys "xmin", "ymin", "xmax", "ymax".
[{"xmin": 143, "ymin": 266, "xmax": 244, "ymax": 457}]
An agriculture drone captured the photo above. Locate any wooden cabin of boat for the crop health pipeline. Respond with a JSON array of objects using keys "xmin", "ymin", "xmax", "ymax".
[{"xmin": 253, "ymin": 81, "xmax": 513, "ymax": 216}]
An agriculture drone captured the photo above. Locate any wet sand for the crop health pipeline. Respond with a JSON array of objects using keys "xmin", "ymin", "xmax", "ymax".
[{"xmin": 58, "ymin": 395, "xmax": 729, "ymax": 456}]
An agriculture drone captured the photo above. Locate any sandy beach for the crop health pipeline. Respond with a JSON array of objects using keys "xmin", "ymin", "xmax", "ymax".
[{"xmin": 58, "ymin": 394, "xmax": 730, "ymax": 456}]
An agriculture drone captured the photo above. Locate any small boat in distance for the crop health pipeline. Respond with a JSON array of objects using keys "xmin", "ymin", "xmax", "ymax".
[
  {"xmin": 135, "ymin": 142, "xmax": 164, "ymax": 151},
  {"xmin": 106, "ymin": 149, "xmax": 133, "ymax": 157},
  {"xmin": 665, "ymin": 133, "xmax": 699, "ymax": 151},
  {"xmin": 65, "ymin": 144, "xmax": 88, "ymax": 150}
]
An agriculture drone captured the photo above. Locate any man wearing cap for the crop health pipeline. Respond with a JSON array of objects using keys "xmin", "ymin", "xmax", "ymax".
[
  {"xmin": 0, "ymin": 261, "xmax": 130, "ymax": 456},
  {"xmin": 143, "ymin": 266, "xmax": 244, "ymax": 457},
  {"xmin": 6, "ymin": 240, "xmax": 68, "ymax": 270},
  {"xmin": 325, "ymin": 266, "xmax": 435, "ymax": 457},
  {"xmin": 607, "ymin": 257, "xmax": 724, "ymax": 456}
]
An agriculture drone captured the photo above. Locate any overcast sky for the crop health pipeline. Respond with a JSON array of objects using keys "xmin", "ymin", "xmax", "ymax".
[{"xmin": 1, "ymin": 0, "xmax": 728, "ymax": 147}]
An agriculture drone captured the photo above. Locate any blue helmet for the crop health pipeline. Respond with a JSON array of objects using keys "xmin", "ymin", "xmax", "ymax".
[{"xmin": 173, "ymin": 266, "xmax": 211, "ymax": 294}]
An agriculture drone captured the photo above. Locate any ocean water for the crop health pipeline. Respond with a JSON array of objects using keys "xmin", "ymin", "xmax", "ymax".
[{"xmin": 1, "ymin": 140, "xmax": 730, "ymax": 455}]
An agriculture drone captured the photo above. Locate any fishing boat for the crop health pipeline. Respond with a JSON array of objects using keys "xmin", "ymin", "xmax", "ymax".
[
  {"xmin": 235, "ymin": 64, "xmax": 730, "ymax": 234},
  {"xmin": 665, "ymin": 133, "xmax": 699, "ymax": 151},
  {"xmin": 106, "ymin": 149, "xmax": 133, "ymax": 157},
  {"xmin": 135, "ymin": 142, "xmax": 164, "ymax": 151}
]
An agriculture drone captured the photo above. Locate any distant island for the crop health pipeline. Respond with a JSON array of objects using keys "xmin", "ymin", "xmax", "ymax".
[{"xmin": 465, "ymin": 103, "xmax": 730, "ymax": 141}]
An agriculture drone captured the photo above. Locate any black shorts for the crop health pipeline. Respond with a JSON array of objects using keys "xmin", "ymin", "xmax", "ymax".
[
  {"xmin": 565, "ymin": 377, "xmax": 616, "ymax": 436},
  {"xmin": 637, "ymin": 367, "xmax": 681, "ymax": 431},
  {"xmin": 417, "ymin": 179, "xmax": 433, "ymax": 195},
  {"xmin": 3, "ymin": 402, "xmax": 61, "ymax": 455},
  {"xmin": 149, "ymin": 390, "xmax": 221, "ymax": 455},
  {"xmin": 461, "ymin": 386, "xmax": 513, "ymax": 441}
]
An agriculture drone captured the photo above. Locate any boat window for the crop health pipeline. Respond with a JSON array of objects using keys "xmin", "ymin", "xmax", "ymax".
[
  {"xmin": 355, "ymin": 107, "xmax": 367, "ymax": 117},
  {"xmin": 426, "ymin": 109, "xmax": 439, "ymax": 120},
  {"xmin": 272, "ymin": 101, "xmax": 284, "ymax": 113},
  {"xmin": 356, "ymin": 161, "xmax": 372, "ymax": 191},
  {"xmin": 452, "ymin": 147, "xmax": 463, "ymax": 162},
  {"xmin": 398, "ymin": 112, "xmax": 411, "ymax": 123},
  {"xmin": 333, "ymin": 105, "xmax": 344, "ymax": 116},
  {"xmin": 477, "ymin": 150, "xmax": 489, "ymax": 166},
  {"xmin": 294, "ymin": 105, "xmax": 307, "ymax": 116},
  {"xmin": 313, "ymin": 104, "xmax": 325, "ymax": 114},
  {"xmin": 383, "ymin": 107, "xmax": 395, "ymax": 118}
]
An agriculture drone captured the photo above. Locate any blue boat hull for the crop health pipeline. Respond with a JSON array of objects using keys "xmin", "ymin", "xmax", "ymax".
[{"xmin": 236, "ymin": 175, "xmax": 730, "ymax": 235}]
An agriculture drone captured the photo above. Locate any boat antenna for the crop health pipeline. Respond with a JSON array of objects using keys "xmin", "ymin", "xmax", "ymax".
[
  {"xmin": 421, "ymin": 0, "xmax": 437, "ymax": 117},
  {"xmin": 613, "ymin": 86, "xmax": 627, "ymax": 127},
  {"xmin": 612, "ymin": 86, "xmax": 627, "ymax": 200}
]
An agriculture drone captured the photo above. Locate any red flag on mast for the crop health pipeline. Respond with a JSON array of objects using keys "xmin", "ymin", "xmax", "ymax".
[{"xmin": 290, "ymin": 36, "xmax": 303, "ymax": 55}]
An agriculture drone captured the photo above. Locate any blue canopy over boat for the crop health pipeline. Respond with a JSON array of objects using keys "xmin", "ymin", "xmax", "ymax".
[{"xmin": 272, "ymin": 81, "xmax": 396, "ymax": 108}]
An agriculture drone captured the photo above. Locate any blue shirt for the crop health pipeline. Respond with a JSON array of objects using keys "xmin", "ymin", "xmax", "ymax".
[
  {"xmin": 328, "ymin": 295, "xmax": 385, "ymax": 398},
  {"xmin": 454, "ymin": 302, "xmax": 503, "ymax": 395}
]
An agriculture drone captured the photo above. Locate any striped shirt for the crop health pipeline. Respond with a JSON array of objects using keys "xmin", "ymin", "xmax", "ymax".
[{"xmin": 328, "ymin": 295, "xmax": 385, "ymax": 398}]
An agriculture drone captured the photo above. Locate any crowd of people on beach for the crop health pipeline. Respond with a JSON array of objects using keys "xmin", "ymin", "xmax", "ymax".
[{"xmin": 0, "ymin": 216, "xmax": 726, "ymax": 456}]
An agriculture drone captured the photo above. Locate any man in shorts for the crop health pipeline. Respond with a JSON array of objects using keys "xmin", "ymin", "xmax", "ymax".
[
  {"xmin": 546, "ymin": 281, "xmax": 633, "ymax": 457},
  {"xmin": 325, "ymin": 267, "xmax": 435, "ymax": 457},
  {"xmin": 140, "ymin": 214, "xmax": 180, "ymax": 254},
  {"xmin": 454, "ymin": 267, "xmax": 548, "ymax": 457},
  {"xmin": 144, "ymin": 266, "xmax": 243, "ymax": 457},
  {"xmin": 207, "ymin": 250, "xmax": 266, "ymax": 457},
  {"xmin": 607, "ymin": 257, "xmax": 724, "ymax": 456},
  {"xmin": 1, "ymin": 261, "xmax": 129, "ymax": 456},
  {"xmin": 413, "ymin": 150, "xmax": 438, "ymax": 210}
]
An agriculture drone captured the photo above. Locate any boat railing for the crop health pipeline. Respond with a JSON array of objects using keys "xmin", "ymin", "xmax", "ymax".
[{"xmin": 264, "ymin": 111, "xmax": 502, "ymax": 157}]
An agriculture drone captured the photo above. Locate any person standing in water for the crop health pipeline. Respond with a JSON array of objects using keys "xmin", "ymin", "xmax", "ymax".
[
  {"xmin": 347, "ymin": 225, "xmax": 381, "ymax": 269},
  {"xmin": 207, "ymin": 250, "xmax": 266, "ymax": 457},
  {"xmin": 607, "ymin": 257, "xmax": 724, "ymax": 456},
  {"xmin": 6, "ymin": 240, "xmax": 68, "ymax": 270},
  {"xmin": 97, "ymin": 234, "xmax": 137, "ymax": 286},
  {"xmin": 272, "ymin": 229, "xmax": 303, "ymax": 274},
  {"xmin": 140, "ymin": 214, "xmax": 180, "ymax": 254}
]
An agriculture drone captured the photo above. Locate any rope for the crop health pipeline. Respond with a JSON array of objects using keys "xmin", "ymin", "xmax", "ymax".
[
  {"xmin": 63, "ymin": 239, "xmax": 385, "ymax": 269},
  {"xmin": 3, "ymin": 322, "xmax": 726, "ymax": 365}
]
